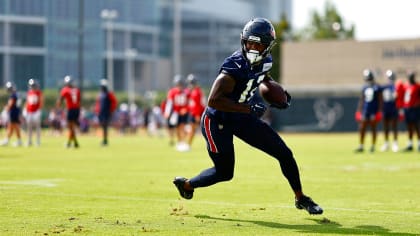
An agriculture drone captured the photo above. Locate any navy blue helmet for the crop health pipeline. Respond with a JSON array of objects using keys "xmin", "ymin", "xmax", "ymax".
[
  {"xmin": 407, "ymin": 71, "xmax": 416, "ymax": 83},
  {"xmin": 240, "ymin": 18, "xmax": 276, "ymax": 65}
]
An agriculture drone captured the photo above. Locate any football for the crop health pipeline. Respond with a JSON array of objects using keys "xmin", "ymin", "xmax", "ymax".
[{"xmin": 258, "ymin": 80, "xmax": 287, "ymax": 106}]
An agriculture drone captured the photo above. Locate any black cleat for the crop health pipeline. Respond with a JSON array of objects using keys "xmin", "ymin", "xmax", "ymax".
[
  {"xmin": 354, "ymin": 147, "xmax": 364, "ymax": 153},
  {"xmin": 173, "ymin": 177, "xmax": 194, "ymax": 200},
  {"xmin": 295, "ymin": 195, "xmax": 323, "ymax": 215},
  {"xmin": 403, "ymin": 145, "xmax": 413, "ymax": 152}
]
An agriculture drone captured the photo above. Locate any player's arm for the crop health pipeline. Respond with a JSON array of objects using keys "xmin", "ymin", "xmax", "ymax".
[
  {"xmin": 6, "ymin": 97, "xmax": 15, "ymax": 111},
  {"xmin": 207, "ymin": 72, "xmax": 251, "ymax": 113},
  {"xmin": 39, "ymin": 92, "xmax": 44, "ymax": 109},
  {"xmin": 377, "ymin": 87, "xmax": 383, "ymax": 111},
  {"xmin": 56, "ymin": 92, "xmax": 64, "ymax": 108}
]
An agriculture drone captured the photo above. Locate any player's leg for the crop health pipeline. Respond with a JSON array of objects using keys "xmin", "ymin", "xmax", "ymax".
[
  {"xmin": 233, "ymin": 116, "xmax": 301, "ymax": 192},
  {"xmin": 35, "ymin": 113, "xmax": 41, "ymax": 146},
  {"xmin": 186, "ymin": 114, "xmax": 198, "ymax": 146},
  {"xmin": 369, "ymin": 119, "xmax": 377, "ymax": 152},
  {"xmin": 390, "ymin": 117, "xmax": 399, "ymax": 152},
  {"xmin": 175, "ymin": 114, "xmax": 190, "ymax": 151},
  {"xmin": 66, "ymin": 109, "xmax": 79, "ymax": 148},
  {"xmin": 26, "ymin": 114, "xmax": 34, "ymax": 146},
  {"xmin": 102, "ymin": 120, "xmax": 109, "ymax": 145},
  {"xmin": 403, "ymin": 108, "xmax": 415, "ymax": 151},
  {"xmin": 414, "ymin": 108, "xmax": 420, "ymax": 151},
  {"xmin": 233, "ymin": 115, "xmax": 322, "ymax": 214},
  {"xmin": 173, "ymin": 113, "xmax": 235, "ymax": 199},
  {"xmin": 356, "ymin": 120, "xmax": 368, "ymax": 152},
  {"xmin": 381, "ymin": 118, "xmax": 390, "ymax": 151},
  {"xmin": 10, "ymin": 110, "xmax": 22, "ymax": 146}
]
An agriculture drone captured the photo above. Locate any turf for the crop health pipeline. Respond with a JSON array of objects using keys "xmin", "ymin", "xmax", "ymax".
[{"xmin": 0, "ymin": 131, "xmax": 419, "ymax": 235}]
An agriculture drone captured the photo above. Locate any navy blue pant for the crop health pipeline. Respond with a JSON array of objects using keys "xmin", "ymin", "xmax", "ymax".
[{"xmin": 189, "ymin": 111, "xmax": 302, "ymax": 192}]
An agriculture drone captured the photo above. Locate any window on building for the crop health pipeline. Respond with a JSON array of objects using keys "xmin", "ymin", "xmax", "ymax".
[
  {"xmin": 12, "ymin": 55, "xmax": 44, "ymax": 90},
  {"xmin": 0, "ymin": 23, "xmax": 4, "ymax": 46},
  {"xmin": 11, "ymin": 23, "xmax": 44, "ymax": 47},
  {"xmin": 131, "ymin": 32, "xmax": 153, "ymax": 54},
  {"xmin": 10, "ymin": 0, "xmax": 45, "ymax": 16},
  {"xmin": 0, "ymin": 55, "xmax": 3, "ymax": 83}
]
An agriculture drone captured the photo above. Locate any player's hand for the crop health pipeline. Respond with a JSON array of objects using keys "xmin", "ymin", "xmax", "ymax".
[
  {"xmin": 250, "ymin": 102, "xmax": 267, "ymax": 118},
  {"xmin": 270, "ymin": 91, "xmax": 291, "ymax": 109}
]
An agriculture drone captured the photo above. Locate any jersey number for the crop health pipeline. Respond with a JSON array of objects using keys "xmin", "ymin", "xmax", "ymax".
[{"xmin": 238, "ymin": 75, "xmax": 265, "ymax": 103}]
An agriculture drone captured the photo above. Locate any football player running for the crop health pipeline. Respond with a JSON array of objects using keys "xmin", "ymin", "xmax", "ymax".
[{"xmin": 173, "ymin": 18, "xmax": 323, "ymax": 215}]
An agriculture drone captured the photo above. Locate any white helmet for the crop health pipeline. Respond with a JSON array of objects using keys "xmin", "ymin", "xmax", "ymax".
[{"xmin": 64, "ymin": 75, "xmax": 72, "ymax": 84}]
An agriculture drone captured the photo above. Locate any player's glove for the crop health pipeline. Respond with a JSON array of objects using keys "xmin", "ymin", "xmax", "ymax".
[
  {"xmin": 250, "ymin": 102, "xmax": 267, "ymax": 118},
  {"xmin": 270, "ymin": 90, "xmax": 292, "ymax": 109}
]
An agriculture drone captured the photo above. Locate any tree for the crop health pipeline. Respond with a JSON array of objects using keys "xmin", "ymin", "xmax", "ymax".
[
  {"xmin": 271, "ymin": 13, "xmax": 291, "ymax": 83},
  {"xmin": 297, "ymin": 1, "xmax": 355, "ymax": 41}
]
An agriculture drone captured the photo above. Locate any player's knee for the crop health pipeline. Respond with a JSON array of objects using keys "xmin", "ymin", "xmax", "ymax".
[
  {"xmin": 218, "ymin": 172, "xmax": 234, "ymax": 182},
  {"xmin": 216, "ymin": 167, "xmax": 234, "ymax": 182}
]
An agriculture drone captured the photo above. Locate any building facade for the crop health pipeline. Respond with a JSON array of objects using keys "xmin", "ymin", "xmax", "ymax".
[{"xmin": 0, "ymin": 0, "xmax": 291, "ymax": 93}]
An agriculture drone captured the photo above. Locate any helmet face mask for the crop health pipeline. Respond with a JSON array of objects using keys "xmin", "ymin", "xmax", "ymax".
[{"xmin": 241, "ymin": 18, "xmax": 276, "ymax": 65}]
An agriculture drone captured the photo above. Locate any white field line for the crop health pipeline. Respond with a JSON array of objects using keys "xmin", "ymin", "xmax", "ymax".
[
  {"xmin": 0, "ymin": 179, "xmax": 63, "ymax": 187},
  {"xmin": 4, "ymin": 191, "xmax": 419, "ymax": 216}
]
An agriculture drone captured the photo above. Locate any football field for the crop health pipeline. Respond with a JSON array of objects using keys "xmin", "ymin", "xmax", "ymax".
[{"xmin": 0, "ymin": 131, "xmax": 419, "ymax": 235}]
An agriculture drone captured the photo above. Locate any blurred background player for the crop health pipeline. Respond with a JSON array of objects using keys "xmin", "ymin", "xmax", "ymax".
[
  {"xmin": 160, "ymin": 98, "xmax": 175, "ymax": 145},
  {"xmin": 95, "ymin": 79, "xmax": 117, "ymax": 146},
  {"xmin": 164, "ymin": 75, "xmax": 190, "ymax": 152},
  {"xmin": 380, "ymin": 70, "xmax": 399, "ymax": 152},
  {"xmin": 56, "ymin": 75, "xmax": 81, "ymax": 148},
  {"xmin": 401, "ymin": 71, "xmax": 420, "ymax": 151},
  {"xmin": 355, "ymin": 69, "xmax": 382, "ymax": 153},
  {"xmin": 185, "ymin": 73, "xmax": 205, "ymax": 147},
  {"xmin": 24, "ymin": 78, "xmax": 43, "ymax": 147},
  {"xmin": 0, "ymin": 82, "xmax": 22, "ymax": 146}
]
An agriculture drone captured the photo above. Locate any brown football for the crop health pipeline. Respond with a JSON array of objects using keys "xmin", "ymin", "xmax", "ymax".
[{"xmin": 258, "ymin": 80, "xmax": 287, "ymax": 105}]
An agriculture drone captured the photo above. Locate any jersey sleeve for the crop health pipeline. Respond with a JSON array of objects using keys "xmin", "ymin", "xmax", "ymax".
[{"xmin": 219, "ymin": 57, "xmax": 243, "ymax": 79}]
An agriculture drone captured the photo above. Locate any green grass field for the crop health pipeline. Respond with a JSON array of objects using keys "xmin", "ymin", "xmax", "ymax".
[{"xmin": 0, "ymin": 131, "xmax": 419, "ymax": 235}]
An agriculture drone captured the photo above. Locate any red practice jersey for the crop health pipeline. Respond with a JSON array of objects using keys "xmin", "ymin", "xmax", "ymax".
[
  {"xmin": 60, "ymin": 86, "xmax": 81, "ymax": 109},
  {"xmin": 166, "ymin": 87, "xmax": 188, "ymax": 115},
  {"xmin": 26, "ymin": 89, "xmax": 42, "ymax": 113},
  {"xmin": 403, "ymin": 82, "xmax": 420, "ymax": 108},
  {"xmin": 394, "ymin": 79, "xmax": 406, "ymax": 109},
  {"xmin": 188, "ymin": 86, "xmax": 205, "ymax": 117}
]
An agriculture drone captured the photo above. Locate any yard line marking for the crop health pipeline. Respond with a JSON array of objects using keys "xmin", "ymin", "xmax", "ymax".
[
  {"xmin": 0, "ymin": 179, "xmax": 63, "ymax": 187},
  {"xmin": 5, "ymin": 191, "xmax": 420, "ymax": 216}
]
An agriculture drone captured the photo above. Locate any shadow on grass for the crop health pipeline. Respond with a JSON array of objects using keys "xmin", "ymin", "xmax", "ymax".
[{"xmin": 195, "ymin": 214, "xmax": 416, "ymax": 235}]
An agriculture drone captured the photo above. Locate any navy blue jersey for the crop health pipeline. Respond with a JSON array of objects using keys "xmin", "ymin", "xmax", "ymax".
[
  {"xmin": 361, "ymin": 83, "xmax": 381, "ymax": 114},
  {"xmin": 8, "ymin": 92, "xmax": 20, "ymax": 123},
  {"xmin": 207, "ymin": 50, "xmax": 272, "ymax": 118},
  {"xmin": 98, "ymin": 90, "xmax": 111, "ymax": 119},
  {"xmin": 381, "ymin": 84, "xmax": 397, "ymax": 111}
]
